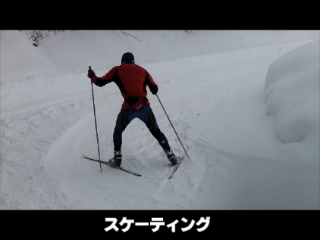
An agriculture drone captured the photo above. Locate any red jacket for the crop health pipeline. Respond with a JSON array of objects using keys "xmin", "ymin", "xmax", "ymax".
[{"xmin": 91, "ymin": 63, "xmax": 158, "ymax": 110}]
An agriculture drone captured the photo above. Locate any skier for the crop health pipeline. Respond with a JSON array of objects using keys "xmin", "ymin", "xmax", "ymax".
[{"xmin": 87, "ymin": 52, "xmax": 179, "ymax": 167}]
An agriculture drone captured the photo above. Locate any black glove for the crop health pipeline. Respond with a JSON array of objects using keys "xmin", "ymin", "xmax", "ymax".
[{"xmin": 87, "ymin": 66, "xmax": 95, "ymax": 78}]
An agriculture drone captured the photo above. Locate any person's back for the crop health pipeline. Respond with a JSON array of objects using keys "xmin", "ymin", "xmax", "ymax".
[
  {"xmin": 87, "ymin": 52, "xmax": 178, "ymax": 167},
  {"xmin": 89, "ymin": 52, "xmax": 158, "ymax": 111},
  {"xmin": 117, "ymin": 64, "xmax": 148, "ymax": 98}
]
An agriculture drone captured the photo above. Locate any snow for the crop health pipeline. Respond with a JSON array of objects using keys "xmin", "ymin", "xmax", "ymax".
[
  {"xmin": 0, "ymin": 30, "xmax": 55, "ymax": 81},
  {"xmin": 264, "ymin": 40, "xmax": 319, "ymax": 163},
  {"xmin": 1, "ymin": 30, "xmax": 319, "ymax": 210}
]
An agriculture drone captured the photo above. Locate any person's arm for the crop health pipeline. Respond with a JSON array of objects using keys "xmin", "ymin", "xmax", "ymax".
[
  {"xmin": 145, "ymin": 71, "xmax": 158, "ymax": 94},
  {"xmin": 89, "ymin": 66, "xmax": 119, "ymax": 87}
]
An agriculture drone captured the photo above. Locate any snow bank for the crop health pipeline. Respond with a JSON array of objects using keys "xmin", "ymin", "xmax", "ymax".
[
  {"xmin": 2, "ymin": 30, "xmax": 318, "ymax": 80},
  {"xmin": 2, "ymin": 30, "xmax": 317, "ymax": 113},
  {"xmin": 38, "ymin": 30, "xmax": 319, "ymax": 72},
  {"xmin": 264, "ymin": 39, "xmax": 319, "ymax": 162},
  {"xmin": 0, "ymin": 30, "xmax": 55, "ymax": 81}
]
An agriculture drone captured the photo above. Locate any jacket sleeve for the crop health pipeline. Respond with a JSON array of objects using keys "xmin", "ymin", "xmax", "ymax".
[
  {"xmin": 91, "ymin": 66, "xmax": 119, "ymax": 87},
  {"xmin": 145, "ymin": 71, "xmax": 158, "ymax": 94}
]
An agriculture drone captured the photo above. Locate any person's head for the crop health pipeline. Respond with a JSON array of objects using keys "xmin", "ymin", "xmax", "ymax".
[{"xmin": 121, "ymin": 52, "xmax": 135, "ymax": 65}]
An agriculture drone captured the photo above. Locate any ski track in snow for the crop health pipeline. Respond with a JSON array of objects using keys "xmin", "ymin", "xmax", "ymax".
[{"xmin": 1, "ymin": 40, "xmax": 318, "ymax": 209}]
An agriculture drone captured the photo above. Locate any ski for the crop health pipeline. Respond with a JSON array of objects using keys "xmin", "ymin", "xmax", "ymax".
[
  {"xmin": 82, "ymin": 154, "xmax": 142, "ymax": 177},
  {"xmin": 168, "ymin": 156, "xmax": 185, "ymax": 179}
]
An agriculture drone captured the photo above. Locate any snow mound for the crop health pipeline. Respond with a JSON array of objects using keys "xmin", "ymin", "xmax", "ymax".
[{"xmin": 264, "ymin": 39, "xmax": 319, "ymax": 162}]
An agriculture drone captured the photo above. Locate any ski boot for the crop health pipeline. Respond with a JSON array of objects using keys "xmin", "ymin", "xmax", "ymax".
[
  {"xmin": 165, "ymin": 149, "xmax": 179, "ymax": 166},
  {"xmin": 109, "ymin": 150, "xmax": 122, "ymax": 167}
]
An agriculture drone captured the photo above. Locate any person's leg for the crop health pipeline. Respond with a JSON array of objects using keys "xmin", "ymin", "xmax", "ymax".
[
  {"xmin": 112, "ymin": 108, "xmax": 134, "ymax": 166},
  {"xmin": 138, "ymin": 105, "xmax": 178, "ymax": 165}
]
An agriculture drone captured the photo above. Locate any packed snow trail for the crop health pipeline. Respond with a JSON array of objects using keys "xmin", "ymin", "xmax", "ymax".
[{"xmin": 1, "ymin": 31, "xmax": 319, "ymax": 209}]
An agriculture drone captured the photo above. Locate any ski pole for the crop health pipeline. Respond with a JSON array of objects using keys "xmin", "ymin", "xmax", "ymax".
[
  {"xmin": 155, "ymin": 94, "xmax": 191, "ymax": 161},
  {"xmin": 89, "ymin": 66, "xmax": 102, "ymax": 171}
]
